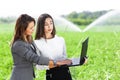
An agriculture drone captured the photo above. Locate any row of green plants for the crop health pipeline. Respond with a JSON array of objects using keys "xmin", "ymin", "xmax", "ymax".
[{"xmin": 0, "ymin": 23, "xmax": 120, "ymax": 80}]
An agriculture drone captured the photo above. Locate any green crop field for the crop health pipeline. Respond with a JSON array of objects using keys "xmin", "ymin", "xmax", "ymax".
[{"xmin": 0, "ymin": 23, "xmax": 120, "ymax": 80}]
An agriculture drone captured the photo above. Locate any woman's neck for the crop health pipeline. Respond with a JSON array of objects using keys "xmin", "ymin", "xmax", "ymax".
[{"xmin": 45, "ymin": 33, "xmax": 53, "ymax": 39}]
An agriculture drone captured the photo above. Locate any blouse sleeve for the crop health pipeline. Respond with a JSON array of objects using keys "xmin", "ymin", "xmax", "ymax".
[{"xmin": 61, "ymin": 37, "xmax": 67, "ymax": 59}]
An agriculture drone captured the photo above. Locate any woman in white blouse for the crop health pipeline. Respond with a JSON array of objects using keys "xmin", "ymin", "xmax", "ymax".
[{"xmin": 34, "ymin": 13, "xmax": 72, "ymax": 80}]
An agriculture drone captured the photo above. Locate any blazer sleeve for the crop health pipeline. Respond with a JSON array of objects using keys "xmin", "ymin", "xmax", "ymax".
[{"xmin": 12, "ymin": 41, "xmax": 49, "ymax": 65}]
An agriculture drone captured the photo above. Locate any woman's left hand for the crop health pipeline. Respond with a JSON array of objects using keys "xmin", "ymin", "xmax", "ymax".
[{"xmin": 83, "ymin": 56, "xmax": 88, "ymax": 64}]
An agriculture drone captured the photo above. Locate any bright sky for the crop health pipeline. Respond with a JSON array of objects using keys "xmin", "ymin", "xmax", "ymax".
[{"xmin": 0, "ymin": 0, "xmax": 119, "ymax": 17}]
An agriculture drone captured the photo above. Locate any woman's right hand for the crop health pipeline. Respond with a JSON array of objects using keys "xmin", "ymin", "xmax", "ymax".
[
  {"xmin": 49, "ymin": 59, "xmax": 72, "ymax": 69},
  {"xmin": 56, "ymin": 59, "xmax": 72, "ymax": 66}
]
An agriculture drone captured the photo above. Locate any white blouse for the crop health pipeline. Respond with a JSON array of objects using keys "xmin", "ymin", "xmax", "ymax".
[{"xmin": 34, "ymin": 35, "xmax": 67, "ymax": 70}]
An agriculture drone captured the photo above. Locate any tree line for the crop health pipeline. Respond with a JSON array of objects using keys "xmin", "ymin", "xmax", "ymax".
[
  {"xmin": 62, "ymin": 10, "xmax": 112, "ymax": 25},
  {"xmin": 0, "ymin": 16, "xmax": 16, "ymax": 23}
]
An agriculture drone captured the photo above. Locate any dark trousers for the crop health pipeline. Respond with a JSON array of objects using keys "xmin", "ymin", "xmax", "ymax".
[{"xmin": 46, "ymin": 66, "xmax": 72, "ymax": 80}]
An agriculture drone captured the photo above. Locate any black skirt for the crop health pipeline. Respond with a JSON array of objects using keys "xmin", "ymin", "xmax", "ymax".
[{"xmin": 46, "ymin": 66, "xmax": 72, "ymax": 80}]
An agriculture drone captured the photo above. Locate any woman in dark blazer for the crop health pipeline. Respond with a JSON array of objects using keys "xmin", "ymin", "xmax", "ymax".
[{"xmin": 10, "ymin": 14, "xmax": 72, "ymax": 80}]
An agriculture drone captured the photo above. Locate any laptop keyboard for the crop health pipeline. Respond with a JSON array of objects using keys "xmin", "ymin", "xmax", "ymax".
[{"xmin": 71, "ymin": 58, "xmax": 80, "ymax": 65}]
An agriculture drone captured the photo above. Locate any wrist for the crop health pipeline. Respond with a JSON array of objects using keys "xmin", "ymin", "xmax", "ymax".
[{"xmin": 53, "ymin": 60, "xmax": 57, "ymax": 66}]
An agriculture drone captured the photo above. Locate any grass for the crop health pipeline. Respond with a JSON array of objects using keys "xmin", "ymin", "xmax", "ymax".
[{"xmin": 0, "ymin": 23, "xmax": 120, "ymax": 80}]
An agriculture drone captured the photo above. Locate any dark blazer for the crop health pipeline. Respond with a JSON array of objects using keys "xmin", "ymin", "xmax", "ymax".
[{"xmin": 10, "ymin": 40, "xmax": 49, "ymax": 80}]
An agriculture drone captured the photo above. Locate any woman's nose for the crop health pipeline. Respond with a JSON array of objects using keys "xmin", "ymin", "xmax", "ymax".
[{"xmin": 48, "ymin": 25, "xmax": 51, "ymax": 28}]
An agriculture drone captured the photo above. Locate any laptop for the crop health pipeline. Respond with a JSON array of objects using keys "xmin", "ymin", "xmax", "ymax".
[{"xmin": 68, "ymin": 37, "xmax": 89, "ymax": 67}]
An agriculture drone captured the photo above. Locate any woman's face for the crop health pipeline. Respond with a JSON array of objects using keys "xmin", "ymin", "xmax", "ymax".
[
  {"xmin": 25, "ymin": 21, "xmax": 35, "ymax": 36},
  {"xmin": 44, "ymin": 17, "xmax": 53, "ymax": 34}
]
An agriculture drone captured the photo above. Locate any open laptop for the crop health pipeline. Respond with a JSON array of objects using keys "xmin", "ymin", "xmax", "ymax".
[{"xmin": 68, "ymin": 37, "xmax": 89, "ymax": 67}]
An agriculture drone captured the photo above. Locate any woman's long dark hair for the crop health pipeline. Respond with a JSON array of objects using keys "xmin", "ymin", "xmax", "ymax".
[
  {"xmin": 11, "ymin": 14, "xmax": 35, "ymax": 45},
  {"xmin": 35, "ymin": 13, "xmax": 56, "ymax": 40}
]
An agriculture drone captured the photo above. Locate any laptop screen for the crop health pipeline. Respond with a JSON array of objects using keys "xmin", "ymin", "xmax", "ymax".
[{"xmin": 80, "ymin": 37, "xmax": 89, "ymax": 64}]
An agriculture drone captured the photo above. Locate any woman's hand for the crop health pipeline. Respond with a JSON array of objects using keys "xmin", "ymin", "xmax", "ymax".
[
  {"xmin": 49, "ymin": 59, "xmax": 72, "ymax": 69},
  {"xmin": 83, "ymin": 56, "xmax": 88, "ymax": 64},
  {"xmin": 49, "ymin": 60, "xmax": 55, "ymax": 69},
  {"xmin": 56, "ymin": 59, "xmax": 72, "ymax": 66},
  {"xmin": 80, "ymin": 56, "xmax": 88, "ymax": 65}
]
